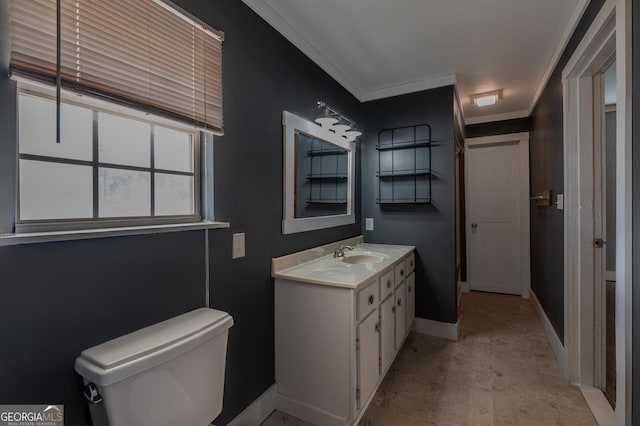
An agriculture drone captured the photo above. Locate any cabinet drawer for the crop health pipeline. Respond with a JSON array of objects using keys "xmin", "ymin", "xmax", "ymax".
[
  {"xmin": 406, "ymin": 252, "xmax": 415, "ymax": 273},
  {"xmin": 380, "ymin": 269, "xmax": 394, "ymax": 301},
  {"xmin": 394, "ymin": 261, "xmax": 406, "ymax": 286},
  {"xmin": 357, "ymin": 280, "xmax": 378, "ymax": 321}
]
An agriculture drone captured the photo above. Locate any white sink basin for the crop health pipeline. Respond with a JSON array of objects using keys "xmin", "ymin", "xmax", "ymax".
[{"xmin": 340, "ymin": 254, "xmax": 384, "ymax": 265}]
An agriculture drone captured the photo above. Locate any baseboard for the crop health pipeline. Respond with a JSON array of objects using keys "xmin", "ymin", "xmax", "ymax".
[
  {"xmin": 530, "ymin": 289, "xmax": 567, "ymax": 377},
  {"xmin": 413, "ymin": 317, "xmax": 459, "ymax": 341},
  {"xmin": 579, "ymin": 385, "xmax": 615, "ymax": 426},
  {"xmin": 227, "ymin": 384, "xmax": 277, "ymax": 426},
  {"xmin": 275, "ymin": 392, "xmax": 346, "ymax": 426}
]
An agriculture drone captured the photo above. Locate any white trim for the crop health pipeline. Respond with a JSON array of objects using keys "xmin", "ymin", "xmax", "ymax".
[
  {"xmin": 281, "ymin": 111, "xmax": 356, "ymax": 234},
  {"xmin": 458, "ymin": 281, "xmax": 470, "ymax": 293},
  {"xmin": 615, "ymin": 0, "xmax": 632, "ymax": 423},
  {"xmin": 227, "ymin": 384, "xmax": 277, "ymax": 426},
  {"xmin": 562, "ymin": 0, "xmax": 615, "ymax": 387},
  {"xmin": 530, "ymin": 289, "xmax": 568, "ymax": 377},
  {"xmin": 579, "ymin": 386, "xmax": 615, "ymax": 426},
  {"xmin": 413, "ymin": 318, "xmax": 459, "ymax": 341},
  {"xmin": 562, "ymin": 2, "xmax": 631, "ymax": 424},
  {"xmin": 0, "ymin": 220, "xmax": 230, "ymax": 247},
  {"xmin": 528, "ymin": 0, "xmax": 590, "ymax": 115},
  {"xmin": 464, "ymin": 110, "xmax": 529, "ymax": 125},
  {"xmin": 240, "ymin": 0, "xmax": 363, "ymax": 101},
  {"xmin": 276, "ymin": 393, "xmax": 346, "ymax": 426},
  {"xmin": 360, "ymin": 74, "xmax": 457, "ymax": 102},
  {"xmin": 464, "ymin": 132, "xmax": 531, "ymax": 299}
]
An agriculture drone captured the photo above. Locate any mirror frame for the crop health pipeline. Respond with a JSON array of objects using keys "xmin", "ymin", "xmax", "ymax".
[{"xmin": 282, "ymin": 111, "xmax": 356, "ymax": 234}]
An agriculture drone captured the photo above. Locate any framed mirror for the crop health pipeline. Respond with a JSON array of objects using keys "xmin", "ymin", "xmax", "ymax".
[{"xmin": 282, "ymin": 111, "xmax": 356, "ymax": 234}]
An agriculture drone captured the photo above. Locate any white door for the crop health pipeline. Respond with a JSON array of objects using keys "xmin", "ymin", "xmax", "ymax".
[{"xmin": 466, "ymin": 134, "xmax": 529, "ymax": 296}]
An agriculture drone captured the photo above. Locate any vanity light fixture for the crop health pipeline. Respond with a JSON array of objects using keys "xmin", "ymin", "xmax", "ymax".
[
  {"xmin": 471, "ymin": 90, "xmax": 502, "ymax": 107},
  {"xmin": 314, "ymin": 101, "xmax": 362, "ymax": 142}
]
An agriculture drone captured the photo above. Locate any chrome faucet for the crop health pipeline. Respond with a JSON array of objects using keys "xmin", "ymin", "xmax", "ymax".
[{"xmin": 334, "ymin": 245, "xmax": 353, "ymax": 258}]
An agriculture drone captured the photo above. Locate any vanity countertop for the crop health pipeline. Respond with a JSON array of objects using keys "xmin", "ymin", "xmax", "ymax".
[{"xmin": 272, "ymin": 241, "xmax": 414, "ymax": 290}]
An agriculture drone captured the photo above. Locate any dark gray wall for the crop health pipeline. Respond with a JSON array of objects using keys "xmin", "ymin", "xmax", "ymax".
[
  {"xmin": 465, "ymin": 117, "xmax": 530, "ymax": 139},
  {"xmin": 632, "ymin": 0, "xmax": 639, "ymax": 422},
  {"xmin": 361, "ymin": 87, "xmax": 457, "ymax": 323},
  {"xmin": 528, "ymin": 0, "xmax": 605, "ymax": 341},
  {"xmin": 0, "ymin": 1, "xmax": 362, "ymax": 424}
]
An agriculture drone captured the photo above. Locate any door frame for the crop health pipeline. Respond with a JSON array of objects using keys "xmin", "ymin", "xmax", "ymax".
[
  {"xmin": 464, "ymin": 132, "xmax": 531, "ymax": 298},
  {"xmin": 561, "ymin": 0, "xmax": 631, "ymax": 423}
]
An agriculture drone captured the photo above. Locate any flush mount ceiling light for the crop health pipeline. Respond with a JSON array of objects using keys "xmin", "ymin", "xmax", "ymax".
[{"xmin": 471, "ymin": 90, "xmax": 502, "ymax": 107}]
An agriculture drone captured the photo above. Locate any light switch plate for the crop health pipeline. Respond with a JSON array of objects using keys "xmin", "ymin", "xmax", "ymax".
[
  {"xmin": 365, "ymin": 218, "xmax": 374, "ymax": 231},
  {"xmin": 232, "ymin": 233, "xmax": 245, "ymax": 259},
  {"xmin": 556, "ymin": 194, "xmax": 564, "ymax": 210}
]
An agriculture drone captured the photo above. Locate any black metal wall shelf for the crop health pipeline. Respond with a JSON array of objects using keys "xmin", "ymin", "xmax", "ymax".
[
  {"xmin": 306, "ymin": 199, "xmax": 347, "ymax": 204},
  {"xmin": 376, "ymin": 124, "xmax": 432, "ymax": 204},
  {"xmin": 306, "ymin": 174, "xmax": 348, "ymax": 180},
  {"xmin": 306, "ymin": 149, "xmax": 348, "ymax": 157},
  {"xmin": 305, "ymin": 144, "xmax": 349, "ymax": 206}
]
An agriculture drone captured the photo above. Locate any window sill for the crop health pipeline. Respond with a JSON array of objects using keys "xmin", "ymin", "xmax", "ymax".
[{"xmin": 0, "ymin": 220, "xmax": 230, "ymax": 247}]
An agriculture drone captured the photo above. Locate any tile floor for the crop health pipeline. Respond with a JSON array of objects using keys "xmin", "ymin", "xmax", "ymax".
[{"xmin": 261, "ymin": 291, "xmax": 598, "ymax": 425}]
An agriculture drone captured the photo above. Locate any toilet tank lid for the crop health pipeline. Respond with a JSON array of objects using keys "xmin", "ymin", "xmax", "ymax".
[{"xmin": 75, "ymin": 308, "xmax": 233, "ymax": 386}]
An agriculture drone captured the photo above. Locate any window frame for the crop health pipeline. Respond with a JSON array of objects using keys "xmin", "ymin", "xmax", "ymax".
[{"xmin": 0, "ymin": 78, "xmax": 228, "ymax": 244}]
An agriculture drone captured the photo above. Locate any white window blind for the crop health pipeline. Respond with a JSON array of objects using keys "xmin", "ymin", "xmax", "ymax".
[{"xmin": 9, "ymin": 0, "xmax": 223, "ymax": 133}]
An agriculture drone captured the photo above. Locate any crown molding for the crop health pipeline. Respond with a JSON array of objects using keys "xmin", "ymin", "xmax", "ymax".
[
  {"xmin": 528, "ymin": 0, "xmax": 590, "ymax": 114},
  {"xmin": 241, "ymin": 0, "xmax": 364, "ymax": 101},
  {"xmin": 360, "ymin": 74, "xmax": 457, "ymax": 102}
]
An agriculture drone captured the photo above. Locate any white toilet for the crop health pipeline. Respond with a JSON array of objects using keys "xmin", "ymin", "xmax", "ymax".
[{"xmin": 75, "ymin": 308, "xmax": 233, "ymax": 426}]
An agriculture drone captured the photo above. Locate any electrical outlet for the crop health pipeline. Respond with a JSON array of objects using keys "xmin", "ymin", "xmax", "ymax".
[
  {"xmin": 365, "ymin": 218, "xmax": 374, "ymax": 231},
  {"xmin": 232, "ymin": 233, "xmax": 245, "ymax": 259}
]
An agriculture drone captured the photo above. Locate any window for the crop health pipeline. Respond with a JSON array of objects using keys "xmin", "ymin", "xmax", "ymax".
[
  {"xmin": 4, "ymin": 0, "xmax": 225, "ymax": 238},
  {"xmin": 16, "ymin": 90, "xmax": 200, "ymax": 233}
]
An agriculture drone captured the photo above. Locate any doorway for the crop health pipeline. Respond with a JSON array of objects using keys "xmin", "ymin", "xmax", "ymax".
[
  {"xmin": 596, "ymin": 60, "xmax": 617, "ymax": 409},
  {"xmin": 464, "ymin": 133, "xmax": 530, "ymax": 297},
  {"xmin": 561, "ymin": 0, "xmax": 631, "ymax": 423}
]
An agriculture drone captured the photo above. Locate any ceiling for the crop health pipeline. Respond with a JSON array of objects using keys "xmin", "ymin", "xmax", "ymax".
[{"xmin": 242, "ymin": 0, "xmax": 588, "ymax": 123}]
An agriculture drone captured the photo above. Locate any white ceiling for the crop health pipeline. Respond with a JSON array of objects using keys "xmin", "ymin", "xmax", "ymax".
[{"xmin": 242, "ymin": 0, "xmax": 589, "ymax": 123}]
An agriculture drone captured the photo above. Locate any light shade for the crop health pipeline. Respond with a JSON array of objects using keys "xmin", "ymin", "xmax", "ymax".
[
  {"xmin": 474, "ymin": 95, "xmax": 497, "ymax": 107},
  {"xmin": 471, "ymin": 90, "xmax": 501, "ymax": 107}
]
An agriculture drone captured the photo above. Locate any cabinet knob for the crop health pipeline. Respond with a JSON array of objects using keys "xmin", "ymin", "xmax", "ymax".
[
  {"xmin": 410, "ymin": 261, "xmax": 414, "ymax": 267},
  {"xmin": 368, "ymin": 295, "xmax": 374, "ymax": 305},
  {"xmin": 397, "ymin": 299, "xmax": 402, "ymax": 307},
  {"xmin": 375, "ymin": 323, "xmax": 380, "ymax": 333},
  {"xmin": 392, "ymin": 306, "xmax": 396, "ymax": 314},
  {"xmin": 400, "ymin": 270, "xmax": 404, "ymax": 276},
  {"xmin": 408, "ymin": 285, "xmax": 412, "ymax": 293},
  {"xmin": 387, "ymin": 280, "xmax": 392, "ymax": 288}
]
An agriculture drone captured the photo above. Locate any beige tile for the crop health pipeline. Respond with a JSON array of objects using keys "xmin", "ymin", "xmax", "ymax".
[{"xmin": 269, "ymin": 292, "xmax": 597, "ymax": 426}]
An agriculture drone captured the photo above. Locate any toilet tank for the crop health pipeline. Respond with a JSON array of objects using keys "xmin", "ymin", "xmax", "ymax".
[{"xmin": 75, "ymin": 308, "xmax": 233, "ymax": 426}]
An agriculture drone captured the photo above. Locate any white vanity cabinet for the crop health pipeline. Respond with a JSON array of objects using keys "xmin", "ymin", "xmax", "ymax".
[
  {"xmin": 379, "ymin": 268, "xmax": 396, "ymax": 376},
  {"xmin": 273, "ymin": 243, "xmax": 415, "ymax": 426}
]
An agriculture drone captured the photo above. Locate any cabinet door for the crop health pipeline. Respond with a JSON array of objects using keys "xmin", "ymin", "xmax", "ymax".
[
  {"xmin": 407, "ymin": 272, "xmax": 415, "ymax": 330},
  {"xmin": 394, "ymin": 281, "xmax": 407, "ymax": 349},
  {"xmin": 380, "ymin": 295, "xmax": 395, "ymax": 375},
  {"xmin": 357, "ymin": 310, "xmax": 379, "ymax": 410},
  {"xmin": 394, "ymin": 260, "xmax": 406, "ymax": 285}
]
